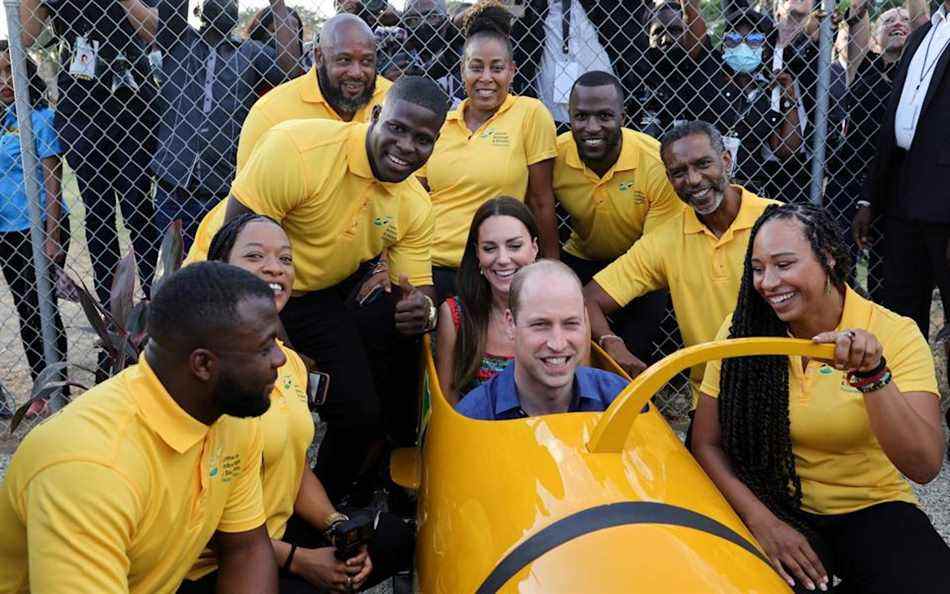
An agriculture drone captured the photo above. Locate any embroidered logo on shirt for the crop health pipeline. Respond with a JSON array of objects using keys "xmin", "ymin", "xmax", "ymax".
[
  {"xmin": 220, "ymin": 453, "xmax": 242, "ymax": 483},
  {"xmin": 618, "ymin": 182, "xmax": 634, "ymax": 191},
  {"xmin": 819, "ymin": 365, "xmax": 834, "ymax": 376},
  {"xmin": 480, "ymin": 129, "xmax": 511, "ymax": 147},
  {"xmin": 208, "ymin": 446, "xmax": 223, "ymax": 478}
]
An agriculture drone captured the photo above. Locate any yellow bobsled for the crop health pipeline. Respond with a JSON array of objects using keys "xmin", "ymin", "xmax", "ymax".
[{"xmin": 392, "ymin": 337, "xmax": 835, "ymax": 593}]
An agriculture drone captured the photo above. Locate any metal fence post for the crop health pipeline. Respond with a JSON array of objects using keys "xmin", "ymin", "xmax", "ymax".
[
  {"xmin": 808, "ymin": 0, "xmax": 835, "ymax": 206},
  {"xmin": 3, "ymin": 0, "xmax": 65, "ymax": 410}
]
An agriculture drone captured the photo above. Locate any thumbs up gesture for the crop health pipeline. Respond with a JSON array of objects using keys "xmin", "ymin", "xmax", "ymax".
[{"xmin": 395, "ymin": 274, "xmax": 435, "ymax": 335}]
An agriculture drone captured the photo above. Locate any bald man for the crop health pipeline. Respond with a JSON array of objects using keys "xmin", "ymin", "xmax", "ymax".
[
  {"xmin": 455, "ymin": 260, "xmax": 628, "ymax": 420},
  {"xmin": 235, "ymin": 12, "xmax": 393, "ymax": 170}
]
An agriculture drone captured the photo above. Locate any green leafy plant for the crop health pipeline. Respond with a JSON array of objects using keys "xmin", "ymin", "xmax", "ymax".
[{"xmin": 9, "ymin": 221, "xmax": 184, "ymax": 432}]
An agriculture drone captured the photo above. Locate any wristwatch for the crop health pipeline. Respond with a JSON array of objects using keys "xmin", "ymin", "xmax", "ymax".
[
  {"xmin": 423, "ymin": 294, "xmax": 437, "ymax": 331},
  {"xmin": 856, "ymin": 200, "xmax": 871, "ymax": 210}
]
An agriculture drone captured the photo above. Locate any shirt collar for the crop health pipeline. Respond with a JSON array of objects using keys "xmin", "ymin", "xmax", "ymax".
[
  {"xmin": 834, "ymin": 285, "xmax": 874, "ymax": 332},
  {"xmin": 564, "ymin": 128, "xmax": 637, "ymax": 178},
  {"xmin": 682, "ymin": 185, "xmax": 760, "ymax": 236},
  {"xmin": 490, "ymin": 363, "xmax": 594, "ymax": 419},
  {"xmin": 131, "ymin": 354, "xmax": 210, "ymax": 454},
  {"xmin": 345, "ymin": 122, "xmax": 376, "ymax": 179},
  {"xmin": 933, "ymin": 5, "xmax": 948, "ymax": 26},
  {"xmin": 450, "ymin": 94, "xmax": 517, "ymax": 131}
]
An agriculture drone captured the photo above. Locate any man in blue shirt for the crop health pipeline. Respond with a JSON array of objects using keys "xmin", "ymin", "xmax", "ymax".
[{"xmin": 456, "ymin": 260, "xmax": 628, "ymax": 420}]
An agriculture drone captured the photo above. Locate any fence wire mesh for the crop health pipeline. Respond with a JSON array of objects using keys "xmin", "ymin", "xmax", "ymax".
[{"xmin": 0, "ymin": 0, "xmax": 911, "ymax": 441}]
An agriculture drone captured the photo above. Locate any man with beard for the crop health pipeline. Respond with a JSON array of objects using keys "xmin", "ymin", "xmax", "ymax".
[
  {"xmin": 223, "ymin": 76, "xmax": 449, "ymax": 503},
  {"xmin": 235, "ymin": 12, "xmax": 392, "ymax": 170},
  {"xmin": 584, "ymin": 121, "xmax": 778, "ymax": 442},
  {"xmin": 555, "ymin": 71, "xmax": 681, "ymax": 370},
  {"xmin": 149, "ymin": 0, "xmax": 301, "ymax": 247},
  {"xmin": 0, "ymin": 262, "xmax": 283, "ymax": 593}
]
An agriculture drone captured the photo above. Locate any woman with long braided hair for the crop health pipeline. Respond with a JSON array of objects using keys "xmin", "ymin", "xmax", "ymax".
[{"xmin": 692, "ymin": 203, "xmax": 949, "ymax": 594}]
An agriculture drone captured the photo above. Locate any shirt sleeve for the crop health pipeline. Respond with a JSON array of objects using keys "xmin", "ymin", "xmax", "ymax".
[
  {"xmin": 592, "ymin": 232, "xmax": 669, "ymax": 307},
  {"xmin": 33, "ymin": 109, "xmax": 61, "ymax": 160},
  {"xmin": 699, "ymin": 316, "xmax": 733, "ymax": 398},
  {"xmin": 236, "ymin": 105, "xmax": 278, "ymax": 173},
  {"xmin": 387, "ymin": 192, "xmax": 435, "ymax": 287},
  {"xmin": 230, "ymin": 127, "xmax": 310, "ymax": 221},
  {"xmin": 523, "ymin": 100, "xmax": 558, "ymax": 166},
  {"xmin": 217, "ymin": 420, "xmax": 267, "ymax": 533},
  {"xmin": 641, "ymin": 160, "xmax": 681, "ymax": 235},
  {"xmin": 886, "ymin": 316, "xmax": 940, "ymax": 397},
  {"xmin": 21, "ymin": 462, "xmax": 139, "ymax": 594}
]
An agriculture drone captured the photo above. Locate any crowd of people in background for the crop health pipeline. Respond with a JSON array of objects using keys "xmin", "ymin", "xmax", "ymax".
[{"xmin": 1, "ymin": 0, "xmax": 950, "ymax": 592}]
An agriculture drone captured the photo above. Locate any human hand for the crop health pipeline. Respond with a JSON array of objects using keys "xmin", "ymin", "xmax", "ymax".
[
  {"xmin": 771, "ymin": 71, "xmax": 798, "ymax": 100},
  {"xmin": 852, "ymin": 206, "xmax": 872, "ymax": 250},
  {"xmin": 291, "ymin": 546, "xmax": 372, "ymax": 592},
  {"xmin": 603, "ymin": 338, "xmax": 647, "ymax": 379},
  {"xmin": 811, "ymin": 328, "xmax": 883, "ymax": 373},
  {"xmin": 356, "ymin": 265, "xmax": 392, "ymax": 306},
  {"xmin": 747, "ymin": 511, "xmax": 829, "ymax": 591},
  {"xmin": 395, "ymin": 274, "xmax": 433, "ymax": 335}
]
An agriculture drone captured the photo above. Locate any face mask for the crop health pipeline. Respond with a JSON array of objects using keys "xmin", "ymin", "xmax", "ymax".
[{"xmin": 723, "ymin": 44, "xmax": 763, "ymax": 74}]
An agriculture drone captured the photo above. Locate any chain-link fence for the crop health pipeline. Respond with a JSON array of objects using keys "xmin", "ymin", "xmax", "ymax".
[{"xmin": 0, "ymin": 0, "xmax": 915, "ymax": 441}]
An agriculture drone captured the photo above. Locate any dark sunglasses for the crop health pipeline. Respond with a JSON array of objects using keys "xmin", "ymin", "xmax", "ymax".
[{"xmin": 722, "ymin": 31, "xmax": 767, "ymax": 49}]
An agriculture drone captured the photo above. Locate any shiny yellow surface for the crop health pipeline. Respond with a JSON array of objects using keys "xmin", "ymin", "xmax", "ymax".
[{"xmin": 405, "ymin": 337, "xmax": 819, "ymax": 593}]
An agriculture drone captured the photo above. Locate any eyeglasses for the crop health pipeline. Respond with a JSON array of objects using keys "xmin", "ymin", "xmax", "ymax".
[{"xmin": 722, "ymin": 31, "xmax": 767, "ymax": 49}]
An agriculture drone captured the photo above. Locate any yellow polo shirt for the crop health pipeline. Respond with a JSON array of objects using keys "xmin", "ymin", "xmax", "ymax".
[
  {"xmin": 189, "ymin": 342, "xmax": 313, "ymax": 579},
  {"xmin": 594, "ymin": 188, "xmax": 779, "ymax": 401},
  {"xmin": 0, "ymin": 356, "xmax": 266, "ymax": 594},
  {"xmin": 555, "ymin": 128, "xmax": 683, "ymax": 261},
  {"xmin": 232, "ymin": 120, "xmax": 434, "ymax": 292},
  {"xmin": 422, "ymin": 95, "xmax": 557, "ymax": 268},
  {"xmin": 237, "ymin": 67, "xmax": 391, "ymax": 170},
  {"xmin": 701, "ymin": 287, "xmax": 939, "ymax": 515},
  {"xmin": 185, "ymin": 199, "xmax": 227, "ymax": 265}
]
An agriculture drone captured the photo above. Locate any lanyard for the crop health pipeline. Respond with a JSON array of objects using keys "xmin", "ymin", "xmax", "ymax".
[
  {"xmin": 561, "ymin": 0, "xmax": 571, "ymax": 55},
  {"xmin": 914, "ymin": 18, "xmax": 950, "ymax": 96}
]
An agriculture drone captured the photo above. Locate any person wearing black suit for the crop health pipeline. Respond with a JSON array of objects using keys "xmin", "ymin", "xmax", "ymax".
[{"xmin": 853, "ymin": 1, "xmax": 950, "ymax": 339}]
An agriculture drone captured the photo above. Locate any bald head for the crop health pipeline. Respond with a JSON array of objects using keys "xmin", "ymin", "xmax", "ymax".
[
  {"xmin": 508, "ymin": 260, "xmax": 584, "ymax": 322},
  {"xmin": 320, "ymin": 13, "xmax": 375, "ymax": 51}
]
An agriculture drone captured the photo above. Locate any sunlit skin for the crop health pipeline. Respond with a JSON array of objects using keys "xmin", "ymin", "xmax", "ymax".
[
  {"xmin": 876, "ymin": 8, "xmax": 911, "ymax": 57},
  {"xmin": 461, "ymin": 35, "xmax": 516, "ymax": 130},
  {"xmin": 507, "ymin": 271, "xmax": 589, "ymax": 414},
  {"xmin": 477, "ymin": 215, "xmax": 539, "ymax": 299},
  {"xmin": 662, "ymin": 133, "xmax": 735, "ymax": 224},
  {"xmin": 226, "ymin": 220, "xmax": 295, "ymax": 313},
  {"xmin": 751, "ymin": 218, "xmax": 841, "ymax": 339},
  {"xmin": 316, "ymin": 16, "xmax": 377, "ymax": 118},
  {"xmin": 366, "ymin": 99, "xmax": 442, "ymax": 183},
  {"xmin": 569, "ymin": 83, "xmax": 624, "ymax": 177}
]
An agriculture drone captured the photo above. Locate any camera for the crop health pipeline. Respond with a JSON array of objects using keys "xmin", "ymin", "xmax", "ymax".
[{"xmin": 327, "ymin": 513, "xmax": 376, "ymax": 561}]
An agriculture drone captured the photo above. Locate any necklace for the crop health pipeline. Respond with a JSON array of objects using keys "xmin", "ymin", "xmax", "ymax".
[{"xmin": 911, "ymin": 19, "xmax": 950, "ymax": 102}]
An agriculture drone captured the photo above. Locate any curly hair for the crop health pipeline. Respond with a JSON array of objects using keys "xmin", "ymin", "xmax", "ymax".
[
  {"xmin": 462, "ymin": 0, "xmax": 512, "ymax": 58},
  {"xmin": 454, "ymin": 197, "xmax": 538, "ymax": 391},
  {"xmin": 718, "ymin": 203, "xmax": 851, "ymax": 530},
  {"xmin": 207, "ymin": 213, "xmax": 284, "ymax": 263}
]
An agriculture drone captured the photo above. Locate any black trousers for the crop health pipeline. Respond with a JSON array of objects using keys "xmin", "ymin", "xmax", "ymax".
[
  {"xmin": 789, "ymin": 501, "xmax": 950, "ymax": 594},
  {"xmin": 879, "ymin": 216, "xmax": 950, "ymax": 338},
  {"xmin": 0, "ymin": 228, "xmax": 69, "ymax": 383},
  {"xmin": 56, "ymin": 105, "xmax": 158, "ymax": 304},
  {"xmin": 561, "ymin": 251, "xmax": 670, "ymax": 364},
  {"xmin": 176, "ymin": 512, "xmax": 414, "ymax": 594},
  {"xmin": 280, "ymin": 263, "xmax": 421, "ymax": 503},
  {"xmin": 431, "ymin": 266, "xmax": 457, "ymax": 305}
]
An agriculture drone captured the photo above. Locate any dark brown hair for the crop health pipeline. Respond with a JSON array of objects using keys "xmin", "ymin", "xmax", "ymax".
[{"xmin": 454, "ymin": 196, "xmax": 538, "ymax": 390}]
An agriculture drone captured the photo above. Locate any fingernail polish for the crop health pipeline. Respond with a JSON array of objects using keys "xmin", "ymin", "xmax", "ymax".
[{"xmin": 807, "ymin": 582, "xmax": 815, "ymax": 591}]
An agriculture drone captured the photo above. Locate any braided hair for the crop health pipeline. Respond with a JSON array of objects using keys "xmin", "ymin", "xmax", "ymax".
[
  {"xmin": 719, "ymin": 203, "xmax": 851, "ymax": 529},
  {"xmin": 207, "ymin": 213, "xmax": 283, "ymax": 263},
  {"xmin": 462, "ymin": 0, "xmax": 513, "ymax": 58}
]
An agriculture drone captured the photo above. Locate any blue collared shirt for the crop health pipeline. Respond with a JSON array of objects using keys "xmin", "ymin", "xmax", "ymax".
[
  {"xmin": 0, "ymin": 106, "xmax": 63, "ymax": 232},
  {"xmin": 455, "ymin": 363, "xmax": 628, "ymax": 420}
]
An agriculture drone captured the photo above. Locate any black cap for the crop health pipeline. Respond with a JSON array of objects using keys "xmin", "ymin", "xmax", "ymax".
[{"xmin": 724, "ymin": 9, "xmax": 775, "ymax": 34}]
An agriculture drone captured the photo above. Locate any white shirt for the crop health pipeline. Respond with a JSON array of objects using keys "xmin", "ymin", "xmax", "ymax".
[
  {"xmin": 894, "ymin": 6, "xmax": 950, "ymax": 149},
  {"xmin": 536, "ymin": 0, "xmax": 615, "ymax": 123}
]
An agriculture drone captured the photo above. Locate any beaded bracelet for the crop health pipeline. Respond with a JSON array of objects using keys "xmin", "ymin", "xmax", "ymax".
[{"xmin": 852, "ymin": 369, "xmax": 892, "ymax": 394}]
